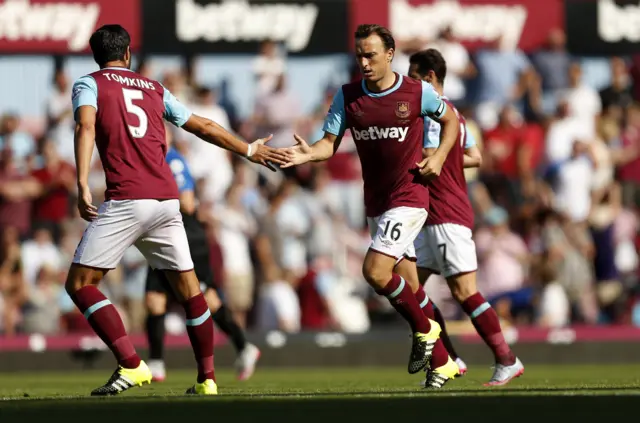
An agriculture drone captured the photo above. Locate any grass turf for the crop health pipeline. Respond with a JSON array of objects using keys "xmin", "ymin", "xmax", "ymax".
[{"xmin": 0, "ymin": 365, "xmax": 639, "ymax": 422}]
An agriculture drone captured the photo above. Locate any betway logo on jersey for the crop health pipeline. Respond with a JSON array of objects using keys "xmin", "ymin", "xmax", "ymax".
[
  {"xmin": 0, "ymin": 0, "xmax": 100, "ymax": 51},
  {"xmin": 176, "ymin": 0, "xmax": 319, "ymax": 52},
  {"xmin": 352, "ymin": 126, "xmax": 409, "ymax": 142},
  {"xmin": 390, "ymin": 0, "xmax": 527, "ymax": 50},
  {"xmin": 598, "ymin": 0, "xmax": 640, "ymax": 42}
]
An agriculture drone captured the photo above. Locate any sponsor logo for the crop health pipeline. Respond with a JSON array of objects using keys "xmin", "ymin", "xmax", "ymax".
[
  {"xmin": 352, "ymin": 126, "xmax": 409, "ymax": 142},
  {"xmin": 395, "ymin": 101, "xmax": 410, "ymax": 118},
  {"xmin": 598, "ymin": 0, "xmax": 640, "ymax": 43},
  {"xmin": 175, "ymin": 0, "xmax": 319, "ymax": 52},
  {"xmin": 390, "ymin": 0, "xmax": 527, "ymax": 50},
  {"xmin": 0, "ymin": 0, "xmax": 101, "ymax": 51}
]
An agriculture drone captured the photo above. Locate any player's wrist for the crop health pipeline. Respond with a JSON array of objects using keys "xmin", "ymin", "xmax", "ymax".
[{"xmin": 245, "ymin": 143, "xmax": 255, "ymax": 158}]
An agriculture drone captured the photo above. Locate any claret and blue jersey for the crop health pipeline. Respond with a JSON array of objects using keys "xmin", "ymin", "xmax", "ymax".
[
  {"xmin": 322, "ymin": 77, "xmax": 446, "ymax": 138},
  {"xmin": 72, "ymin": 68, "xmax": 192, "ymax": 128},
  {"xmin": 319, "ymin": 74, "xmax": 447, "ymax": 218},
  {"xmin": 71, "ymin": 67, "xmax": 194, "ymax": 201}
]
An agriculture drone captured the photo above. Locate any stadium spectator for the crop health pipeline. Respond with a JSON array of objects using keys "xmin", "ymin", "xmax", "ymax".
[
  {"xmin": 618, "ymin": 104, "xmax": 640, "ymax": 209},
  {"xmin": 0, "ymin": 149, "xmax": 40, "ymax": 237},
  {"xmin": 0, "ymin": 226, "xmax": 25, "ymax": 336},
  {"xmin": 253, "ymin": 74, "xmax": 303, "ymax": 149},
  {"xmin": 426, "ymin": 27, "xmax": 476, "ymax": 105},
  {"xmin": 45, "ymin": 69, "xmax": 74, "ymax": 165},
  {"xmin": 30, "ymin": 140, "xmax": 75, "ymax": 241},
  {"xmin": 252, "ymin": 40, "xmax": 287, "ymax": 98},
  {"xmin": 545, "ymin": 100, "xmax": 592, "ymax": 165},
  {"xmin": 0, "ymin": 113, "xmax": 36, "ymax": 172},
  {"xmin": 563, "ymin": 62, "xmax": 602, "ymax": 138},
  {"xmin": 539, "ymin": 209, "xmax": 598, "ymax": 324},
  {"xmin": 22, "ymin": 264, "xmax": 63, "ymax": 334},
  {"xmin": 214, "ymin": 182, "xmax": 257, "ymax": 328},
  {"xmin": 481, "ymin": 105, "xmax": 532, "ymax": 211},
  {"xmin": 182, "ymin": 87, "xmax": 233, "ymax": 205},
  {"xmin": 531, "ymin": 29, "xmax": 571, "ymax": 115},
  {"xmin": 20, "ymin": 223, "xmax": 62, "ymax": 287},
  {"xmin": 600, "ymin": 57, "xmax": 634, "ymax": 113},
  {"xmin": 473, "ymin": 36, "xmax": 533, "ymax": 129}
]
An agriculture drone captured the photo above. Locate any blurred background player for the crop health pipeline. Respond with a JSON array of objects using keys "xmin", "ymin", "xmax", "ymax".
[
  {"xmin": 409, "ymin": 49, "xmax": 524, "ymax": 387},
  {"xmin": 67, "ymin": 25, "xmax": 287, "ymax": 396},
  {"xmin": 280, "ymin": 24, "xmax": 461, "ymax": 374},
  {"xmin": 145, "ymin": 125, "xmax": 260, "ymax": 383}
]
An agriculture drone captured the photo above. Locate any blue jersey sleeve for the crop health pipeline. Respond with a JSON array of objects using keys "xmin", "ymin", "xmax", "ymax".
[
  {"xmin": 464, "ymin": 126, "xmax": 477, "ymax": 149},
  {"xmin": 162, "ymin": 87, "xmax": 192, "ymax": 127},
  {"xmin": 71, "ymin": 76, "xmax": 98, "ymax": 116},
  {"xmin": 420, "ymin": 81, "xmax": 446, "ymax": 119},
  {"xmin": 423, "ymin": 117, "xmax": 440, "ymax": 148},
  {"xmin": 322, "ymin": 88, "xmax": 347, "ymax": 137},
  {"xmin": 167, "ymin": 151, "xmax": 195, "ymax": 193}
]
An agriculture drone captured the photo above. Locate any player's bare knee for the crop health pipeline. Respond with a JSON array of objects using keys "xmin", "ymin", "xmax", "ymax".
[
  {"xmin": 146, "ymin": 292, "xmax": 167, "ymax": 315},
  {"xmin": 447, "ymin": 272, "xmax": 477, "ymax": 303},
  {"xmin": 362, "ymin": 251, "xmax": 395, "ymax": 289},
  {"xmin": 362, "ymin": 262, "xmax": 391, "ymax": 289},
  {"xmin": 164, "ymin": 269, "xmax": 201, "ymax": 302},
  {"xmin": 64, "ymin": 265, "xmax": 102, "ymax": 295}
]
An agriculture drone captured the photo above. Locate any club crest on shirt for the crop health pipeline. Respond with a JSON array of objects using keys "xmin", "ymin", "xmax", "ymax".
[{"xmin": 396, "ymin": 101, "xmax": 410, "ymax": 118}]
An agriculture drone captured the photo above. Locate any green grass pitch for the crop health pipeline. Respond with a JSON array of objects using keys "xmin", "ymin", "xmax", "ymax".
[{"xmin": 1, "ymin": 365, "xmax": 639, "ymax": 422}]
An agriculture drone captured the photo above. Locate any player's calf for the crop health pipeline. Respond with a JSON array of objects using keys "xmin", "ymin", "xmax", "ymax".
[
  {"xmin": 448, "ymin": 272, "xmax": 517, "ymax": 367},
  {"xmin": 364, "ymin": 251, "xmax": 438, "ymax": 374},
  {"xmin": 164, "ymin": 270, "xmax": 215, "ymax": 384},
  {"xmin": 66, "ymin": 264, "xmax": 142, "ymax": 371},
  {"xmin": 363, "ymin": 251, "xmax": 431, "ymax": 334}
]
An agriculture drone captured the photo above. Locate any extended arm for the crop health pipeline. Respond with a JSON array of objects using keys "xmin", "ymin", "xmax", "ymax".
[
  {"xmin": 281, "ymin": 88, "xmax": 346, "ymax": 168},
  {"xmin": 164, "ymin": 89, "xmax": 290, "ymax": 171}
]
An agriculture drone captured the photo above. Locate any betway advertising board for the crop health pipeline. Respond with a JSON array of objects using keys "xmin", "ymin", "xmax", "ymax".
[
  {"xmin": 0, "ymin": 0, "xmax": 140, "ymax": 53},
  {"xmin": 142, "ymin": 0, "xmax": 350, "ymax": 55},
  {"xmin": 349, "ymin": 0, "xmax": 564, "ymax": 52},
  {"xmin": 566, "ymin": 0, "xmax": 640, "ymax": 56}
]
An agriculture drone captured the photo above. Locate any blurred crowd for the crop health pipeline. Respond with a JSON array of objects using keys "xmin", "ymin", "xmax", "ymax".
[{"xmin": 3, "ymin": 29, "xmax": 640, "ymax": 338}]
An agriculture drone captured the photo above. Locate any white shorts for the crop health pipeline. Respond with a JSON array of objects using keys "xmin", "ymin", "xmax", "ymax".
[
  {"xmin": 415, "ymin": 223, "xmax": 477, "ymax": 277},
  {"xmin": 367, "ymin": 207, "xmax": 428, "ymax": 260},
  {"xmin": 73, "ymin": 199, "xmax": 194, "ymax": 271}
]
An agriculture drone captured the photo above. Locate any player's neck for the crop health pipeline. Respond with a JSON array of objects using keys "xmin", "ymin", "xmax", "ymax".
[
  {"xmin": 102, "ymin": 60, "xmax": 129, "ymax": 70},
  {"xmin": 365, "ymin": 71, "xmax": 397, "ymax": 93},
  {"xmin": 433, "ymin": 84, "xmax": 444, "ymax": 96}
]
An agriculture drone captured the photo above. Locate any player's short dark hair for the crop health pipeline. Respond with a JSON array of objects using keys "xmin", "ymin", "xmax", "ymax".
[
  {"xmin": 89, "ymin": 24, "xmax": 131, "ymax": 67},
  {"xmin": 354, "ymin": 24, "xmax": 395, "ymax": 51},
  {"xmin": 409, "ymin": 49, "xmax": 447, "ymax": 83}
]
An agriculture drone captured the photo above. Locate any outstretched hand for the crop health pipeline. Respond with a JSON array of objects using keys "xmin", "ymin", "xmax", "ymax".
[
  {"xmin": 280, "ymin": 134, "xmax": 313, "ymax": 169},
  {"xmin": 246, "ymin": 134, "xmax": 292, "ymax": 172}
]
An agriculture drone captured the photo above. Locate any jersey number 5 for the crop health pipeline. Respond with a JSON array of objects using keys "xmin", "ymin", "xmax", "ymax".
[{"xmin": 122, "ymin": 88, "xmax": 148, "ymax": 138}]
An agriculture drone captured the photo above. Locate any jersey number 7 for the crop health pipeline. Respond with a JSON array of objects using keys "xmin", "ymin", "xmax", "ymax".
[
  {"xmin": 122, "ymin": 88, "xmax": 148, "ymax": 139},
  {"xmin": 438, "ymin": 243, "xmax": 448, "ymax": 264}
]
